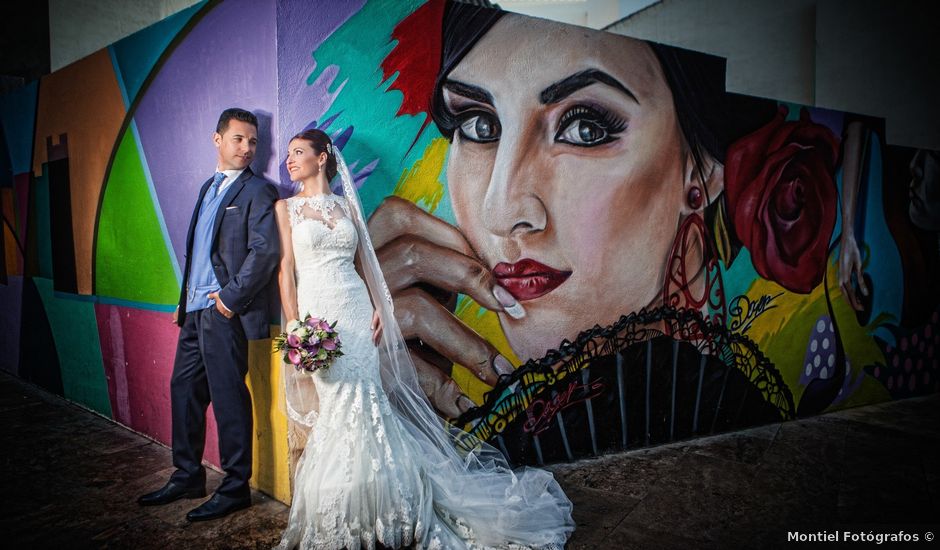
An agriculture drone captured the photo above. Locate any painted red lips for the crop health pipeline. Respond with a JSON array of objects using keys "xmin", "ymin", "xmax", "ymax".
[{"xmin": 493, "ymin": 259, "xmax": 572, "ymax": 301}]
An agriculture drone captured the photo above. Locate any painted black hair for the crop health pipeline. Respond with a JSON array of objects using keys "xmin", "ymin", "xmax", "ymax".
[
  {"xmin": 648, "ymin": 42, "xmax": 727, "ymax": 173},
  {"xmin": 430, "ymin": 2, "xmax": 507, "ymax": 139}
]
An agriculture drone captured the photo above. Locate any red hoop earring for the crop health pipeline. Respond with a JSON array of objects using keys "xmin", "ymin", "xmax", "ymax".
[
  {"xmin": 687, "ymin": 186, "xmax": 703, "ymax": 210},
  {"xmin": 661, "ymin": 213, "xmax": 727, "ymax": 337}
]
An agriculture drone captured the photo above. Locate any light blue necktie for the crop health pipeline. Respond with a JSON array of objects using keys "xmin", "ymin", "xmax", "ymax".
[
  {"xmin": 198, "ymin": 172, "xmax": 227, "ymax": 218},
  {"xmin": 210, "ymin": 171, "xmax": 226, "ymax": 198}
]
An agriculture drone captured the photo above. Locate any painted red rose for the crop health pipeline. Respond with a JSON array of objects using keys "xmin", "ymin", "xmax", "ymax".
[{"xmin": 725, "ymin": 106, "xmax": 840, "ymax": 293}]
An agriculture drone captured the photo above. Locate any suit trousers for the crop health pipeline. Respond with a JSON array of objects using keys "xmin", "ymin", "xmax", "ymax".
[{"xmin": 170, "ymin": 307, "xmax": 252, "ymax": 498}]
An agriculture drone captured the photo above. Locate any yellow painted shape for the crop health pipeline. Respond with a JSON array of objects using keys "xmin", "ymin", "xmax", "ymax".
[
  {"xmin": 741, "ymin": 255, "xmax": 890, "ymax": 407},
  {"xmin": 393, "ymin": 138, "xmax": 448, "ymax": 213},
  {"xmin": 451, "ymin": 296, "xmax": 521, "ymax": 404},
  {"xmin": 246, "ymin": 327, "xmax": 291, "ymax": 503}
]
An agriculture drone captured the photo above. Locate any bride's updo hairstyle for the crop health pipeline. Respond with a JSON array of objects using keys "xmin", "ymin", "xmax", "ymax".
[{"xmin": 291, "ymin": 129, "xmax": 338, "ymax": 181}]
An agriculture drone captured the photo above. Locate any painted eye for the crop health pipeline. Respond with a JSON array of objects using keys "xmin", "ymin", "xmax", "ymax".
[
  {"xmin": 557, "ymin": 119, "xmax": 608, "ymax": 146},
  {"xmin": 458, "ymin": 111, "xmax": 501, "ymax": 143},
  {"xmin": 555, "ymin": 105, "xmax": 626, "ymax": 147}
]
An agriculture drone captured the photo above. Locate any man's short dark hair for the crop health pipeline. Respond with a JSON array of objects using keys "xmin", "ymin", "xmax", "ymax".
[{"xmin": 216, "ymin": 108, "xmax": 259, "ymax": 134}]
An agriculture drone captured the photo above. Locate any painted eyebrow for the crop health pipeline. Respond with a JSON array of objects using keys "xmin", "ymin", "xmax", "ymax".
[
  {"xmin": 539, "ymin": 69, "xmax": 639, "ymax": 105},
  {"xmin": 442, "ymin": 80, "xmax": 494, "ymax": 106}
]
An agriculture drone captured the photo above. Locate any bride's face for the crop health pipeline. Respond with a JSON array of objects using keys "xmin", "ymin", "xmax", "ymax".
[
  {"xmin": 286, "ymin": 139, "xmax": 322, "ymax": 182},
  {"xmin": 443, "ymin": 15, "xmax": 688, "ymax": 361}
]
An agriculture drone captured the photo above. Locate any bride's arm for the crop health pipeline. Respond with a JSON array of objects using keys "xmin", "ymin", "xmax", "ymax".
[
  {"xmin": 275, "ymin": 200, "xmax": 300, "ymax": 323},
  {"xmin": 353, "ymin": 233, "xmax": 383, "ymax": 344}
]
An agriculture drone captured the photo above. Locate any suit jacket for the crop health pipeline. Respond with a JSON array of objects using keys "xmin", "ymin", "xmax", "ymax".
[{"xmin": 177, "ymin": 167, "xmax": 280, "ymax": 340}]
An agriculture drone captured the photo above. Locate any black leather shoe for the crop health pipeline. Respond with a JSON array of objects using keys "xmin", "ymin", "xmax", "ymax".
[
  {"xmin": 185, "ymin": 493, "xmax": 251, "ymax": 522},
  {"xmin": 137, "ymin": 481, "xmax": 206, "ymax": 506}
]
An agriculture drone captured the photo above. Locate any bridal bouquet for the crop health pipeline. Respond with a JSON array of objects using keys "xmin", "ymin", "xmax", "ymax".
[{"xmin": 274, "ymin": 314, "xmax": 343, "ymax": 372}]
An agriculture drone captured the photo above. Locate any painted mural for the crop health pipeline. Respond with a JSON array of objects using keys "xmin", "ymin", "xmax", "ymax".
[{"xmin": 1, "ymin": 0, "xmax": 937, "ymax": 500}]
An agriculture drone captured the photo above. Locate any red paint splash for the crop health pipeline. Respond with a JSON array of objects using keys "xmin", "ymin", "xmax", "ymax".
[{"xmin": 381, "ymin": 0, "xmax": 446, "ymax": 121}]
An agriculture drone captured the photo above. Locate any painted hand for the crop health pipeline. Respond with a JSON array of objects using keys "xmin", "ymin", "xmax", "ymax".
[
  {"xmin": 838, "ymin": 233, "xmax": 868, "ymax": 312},
  {"xmin": 368, "ymin": 197, "xmax": 518, "ymax": 418}
]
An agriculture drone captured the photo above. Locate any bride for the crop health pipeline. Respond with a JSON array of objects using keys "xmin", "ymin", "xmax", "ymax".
[{"xmin": 273, "ymin": 129, "xmax": 574, "ymax": 549}]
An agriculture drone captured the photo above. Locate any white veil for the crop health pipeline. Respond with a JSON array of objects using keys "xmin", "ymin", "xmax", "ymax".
[{"xmin": 282, "ymin": 149, "xmax": 574, "ymax": 548}]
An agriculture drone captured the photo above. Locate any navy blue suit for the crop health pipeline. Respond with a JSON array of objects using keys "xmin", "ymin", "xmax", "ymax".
[{"xmin": 170, "ymin": 167, "xmax": 279, "ymax": 498}]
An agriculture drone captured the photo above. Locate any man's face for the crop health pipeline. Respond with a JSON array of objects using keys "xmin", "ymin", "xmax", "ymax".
[{"xmin": 214, "ymin": 119, "xmax": 257, "ymax": 171}]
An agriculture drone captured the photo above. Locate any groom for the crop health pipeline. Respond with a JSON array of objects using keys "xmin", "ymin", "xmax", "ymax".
[{"xmin": 138, "ymin": 108, "xmax": 280, "ymax": 521}]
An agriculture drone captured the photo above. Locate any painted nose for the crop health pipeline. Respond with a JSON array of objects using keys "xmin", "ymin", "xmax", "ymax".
[{"xmin": 481, "ymin": 130, "xmax": 547, "ymax": 238}]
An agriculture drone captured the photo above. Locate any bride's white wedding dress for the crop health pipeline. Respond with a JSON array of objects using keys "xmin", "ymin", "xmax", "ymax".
[{"xmin": 276, "ymin": 194, "xmax": 573, "ymax": 550}]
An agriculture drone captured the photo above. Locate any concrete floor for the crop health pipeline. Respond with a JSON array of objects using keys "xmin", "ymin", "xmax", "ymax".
[{"xmin": 1, "ymin": 370, "xmax": 937, "ymax": 549}]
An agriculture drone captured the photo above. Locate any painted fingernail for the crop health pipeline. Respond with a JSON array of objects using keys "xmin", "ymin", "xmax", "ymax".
[
  {"xmin": 492, "ymin": 285, "xmax": 525, "ymax": 319},
  {"xmin": 492, "ymin": 355, "xmax": 514, "ymax": 377},
  {"xmin": 457, "ymin": 395, "xmax": 476, "ymax": 414}
]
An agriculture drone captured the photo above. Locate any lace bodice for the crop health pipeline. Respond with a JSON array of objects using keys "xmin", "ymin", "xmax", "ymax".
[
  {"xmin": 288, "ymin": 194, "xmax": 358, "ymax": 285},
  {"xmin": 287, "ymin": 193, "xmax": 351, "ymax": 229}
]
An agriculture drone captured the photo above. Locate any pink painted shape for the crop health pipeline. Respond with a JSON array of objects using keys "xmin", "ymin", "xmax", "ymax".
[{"xmin": 94, "ymin": 303, "xmax": 221, "ymax": 468}]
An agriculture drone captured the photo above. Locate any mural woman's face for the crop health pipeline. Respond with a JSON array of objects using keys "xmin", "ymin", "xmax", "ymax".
[{"xmin": 444, "ymin": 15, "xmax": 689, "ymax": 361}]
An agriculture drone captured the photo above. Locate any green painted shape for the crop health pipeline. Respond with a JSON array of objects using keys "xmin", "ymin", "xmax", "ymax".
[
  {"xmin": 308, "ymin": 0, "xmax": 453, "ymax": 220},
  {"xmin": 33, "ymin": 277, "xmax": 112, "ymax": 416},
  {"xmin": 33, "ymin": 168, "xmax": 53, "ymax": 278},
  {"xmin": 95, "ymin": 128, "xmax": 178, "ymax": 305}
]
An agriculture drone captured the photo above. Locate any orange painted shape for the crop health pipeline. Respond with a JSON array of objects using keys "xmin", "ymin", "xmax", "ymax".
[
  {"xmin": 32, "ymin": 49, "xmax": 126, "ymax": 295},
  {"xmin": 2, "ymin": 188, "xmax": 20, "ymax": 275}
]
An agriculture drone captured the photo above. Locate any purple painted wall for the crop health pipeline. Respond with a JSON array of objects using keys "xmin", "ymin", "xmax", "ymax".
[
  {"xmin": 134, "ymin": 0, "xmax": 278, "ymax": 270},
  {"xmin": 275, "ymin": 0, "xmax": 365, "ymax": 190}
]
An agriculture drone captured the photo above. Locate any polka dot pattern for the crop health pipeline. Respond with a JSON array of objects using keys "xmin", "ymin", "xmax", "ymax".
[
  {"xmin": 864, "ymin": 307, "xmax": 940, "ymax": 399},
  {"xmin": 800, "ymin": 314, "xmax": 863, "ymax": 405},
  {"xmin": 801, "ymin": 315, "xmax": 837, "ymax": 386}
]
